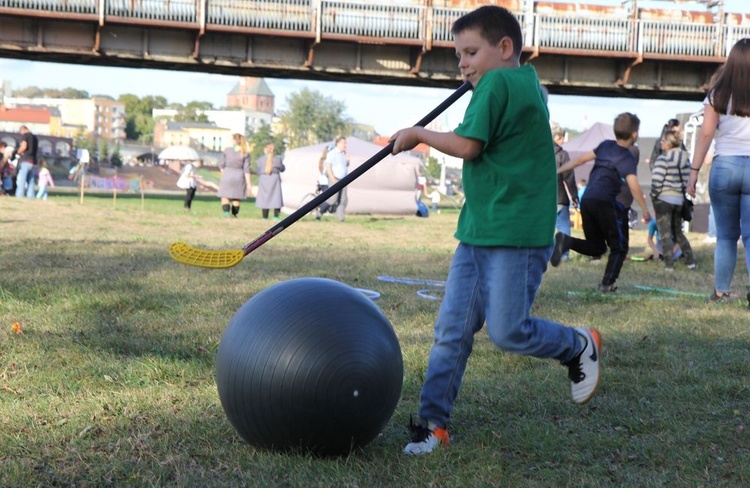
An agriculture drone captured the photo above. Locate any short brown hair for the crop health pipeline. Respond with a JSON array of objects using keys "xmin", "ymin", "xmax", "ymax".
[{"xmin": 613, "ymin": 113, "xmax": 640, "ymax": 141}]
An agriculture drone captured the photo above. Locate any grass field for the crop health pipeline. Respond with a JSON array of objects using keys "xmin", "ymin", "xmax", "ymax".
[{"xmin": 1, "ymin": 192, "xmax": 748, "ymax": 487}]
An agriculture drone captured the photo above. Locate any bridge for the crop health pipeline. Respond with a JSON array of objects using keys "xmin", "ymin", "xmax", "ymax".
[{"xmin": 0, "ymin": 0, "xmax": 749, "ymax": 100}]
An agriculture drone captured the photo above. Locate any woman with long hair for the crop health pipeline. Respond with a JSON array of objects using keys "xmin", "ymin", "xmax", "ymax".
[
  {"xmin": 217, "ymin": 133, "xmax": 253, "ymax": 218},
  {"xmin": 687, "ymin": 38, "xmax": 750, "ymax": 306}
]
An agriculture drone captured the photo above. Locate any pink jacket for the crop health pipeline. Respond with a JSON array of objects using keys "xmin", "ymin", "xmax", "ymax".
[{"xmin": 38, "ymin": 168, "xmax": 54, "ymax": 188}]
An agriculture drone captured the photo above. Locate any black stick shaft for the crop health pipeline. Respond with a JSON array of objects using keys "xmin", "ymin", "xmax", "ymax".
[{"xmin": 243, "ymin": 81, "xmax": 473, "ymax": 255}]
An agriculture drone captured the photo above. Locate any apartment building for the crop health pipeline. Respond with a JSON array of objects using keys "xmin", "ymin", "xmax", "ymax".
[{"xmin": 3, "ymin": 96, "xmax": 126, "ymax": 142}]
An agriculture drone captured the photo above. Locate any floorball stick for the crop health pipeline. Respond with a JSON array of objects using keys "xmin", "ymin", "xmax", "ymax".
[{"xmin": 169, "ymin": 81, "xmax": 472, "ymax": 269}]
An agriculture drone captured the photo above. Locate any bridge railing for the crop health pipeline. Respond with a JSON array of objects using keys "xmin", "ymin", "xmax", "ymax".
[
  {"xmin": 1, "ymin": 0, "xmax": 745, "ymax": 59},
  {"xmin": 639, "ymin": 20, "xmax": 718, "ymax": 58},
  {"xmin": 0, "ymin": 0, "xmax": 96, "ymax": 14},
  {"xmin": 536, "ymin": 14, "xmax": 632, "ymax": 52},
  {"xmin": 320, "ymin": 1, "xmax": 423, "ymax": 42},
  {"xmin": 105, "ymin": 0, "xmax": 198, "ymax": 24},
  {"xmin": 206, "ymin": 0, "xmax": 312, "ymax": 33}
]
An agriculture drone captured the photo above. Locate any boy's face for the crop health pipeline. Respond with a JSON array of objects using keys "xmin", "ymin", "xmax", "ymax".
[{"xmin": 454, "ymin": 28, "xmax": 516, "ymax": 87}]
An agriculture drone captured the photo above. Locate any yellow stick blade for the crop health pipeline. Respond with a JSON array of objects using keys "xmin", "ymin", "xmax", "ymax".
[{"xmin": 169, "ymin": 242, "xmax": 245, "ymax": 269}]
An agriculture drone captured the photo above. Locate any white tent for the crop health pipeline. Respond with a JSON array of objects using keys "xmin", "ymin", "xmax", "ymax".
[
  {"xmin": 157, "ymin": 146, "xmax": 201, "ymax": 163},
  {"xmin": 280, "ymin": 137, "xmax": 422, "ymax": 215},
  {"xmin": 562, "ymin": 122, "xmax": 615, "ymax": 182}
]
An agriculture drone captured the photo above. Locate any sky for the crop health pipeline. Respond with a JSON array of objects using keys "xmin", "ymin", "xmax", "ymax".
[{"xmin": 0, "ymin": 0, "xmax": 745, "ymax": 139}]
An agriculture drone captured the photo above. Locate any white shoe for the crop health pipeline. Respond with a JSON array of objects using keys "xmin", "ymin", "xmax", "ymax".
[
  {"xmin": 403, "ymin": 420, "xmax": 449, "ymax": 455},
  {"xmin": 567, "ymin": 328, "xmax": 602, "ymax": 404}
]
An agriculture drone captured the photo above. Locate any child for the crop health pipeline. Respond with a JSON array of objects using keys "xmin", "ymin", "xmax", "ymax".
[
  {"xmin": 645, "ymin": 217, "xmax": 682, "ymax": 261},
  {"xmin": 177, "ymin": 161, "xmax": 201, "ymax": 211},
  {"xmin": 389, "ymin": 5, "xmax": 601, "ymax": 455},
  {"xmin": 0, "ymin": 141, "xmax": 14, "ymax": 195},
  {"xmin": 427, "ymin": 186, "xmax": 441, "ymax": 214},
  {"xmin": 35, "ymin": 159, "xmax": 55, "ymax": 200},
  {"xmin": 551, "ymin": 113, "xmax": 651, "ymax": 292}
]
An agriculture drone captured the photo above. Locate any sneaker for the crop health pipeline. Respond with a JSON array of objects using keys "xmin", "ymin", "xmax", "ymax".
[
  {"xmin": 664, "ymin": 266, "xmax": 674, "ymax": 272},
  {"xmin": 566, "ymin": 328, "xmax": 602, "ymax": 404},
  {"xmin": 597, "ymin": 283, "xmax": 617, "ymax": 293},
  {"xmin": 686, "ymin": 263, "xmax": 697, "ymax": 270},
  {"xmin": 403, "ymin": 418, "xmax": 450, "ymax": 455},
  {"xmin": 708, "ymin": 291, "xmax": 732, "ymax": 303},
  {"xmin": 314, "ymin": 208, "xmax": 322, "ymax": 220},
  {"xmin": 550, "ymin": 232, "xmax": 567, "ymax": 267}
]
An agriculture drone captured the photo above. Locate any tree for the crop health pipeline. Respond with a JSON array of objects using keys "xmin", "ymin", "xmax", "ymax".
[
  {"xmin": 111, "ymin": 143, "xmax": 123, "ymax": 167},
  {"xmin": 173, "ymin": 101, "xmax": 212, "ymax": 123},
  {"xmin": 11, "ymin": 86, "xmax": 89, "ymax": 98},
  {"xmin": 119, "ymin": 94, "xmax": 168, "ymax": 142},
  {"xmin": 12, "ymin": 86, "xmax": 43, "ymax": 98},
  {"xmin": 247, "ymin": 122, "xmax": 285, "ymax": 162},
  {"xmin": 99, "ymin": 139, "xmax": 110, "ymax": 163},
  {"xmin": 278, "ymin": 88, "xmax": 351, "ymax": 148}
]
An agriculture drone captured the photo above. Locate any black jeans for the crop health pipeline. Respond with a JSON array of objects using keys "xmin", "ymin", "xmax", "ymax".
[
  {"xmin": 184, "ymin": 187, "xmax": 197, "ymax": 209},
  {"xmin": 567, "ymin": 198, "xmax": 629, "ymax": 286}
]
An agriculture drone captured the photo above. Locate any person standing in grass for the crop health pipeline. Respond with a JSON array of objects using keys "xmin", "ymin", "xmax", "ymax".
[
  {"xmin": 550, "ymin": 113, "xmax": 652, "ymax": 293},
  {"xmin": 35, "ymin": 159, "xmax": 55, "ymax": 200},
  {"xmin": 687, "ymin": 38, "xmax": 750, "ymax": 307},
  {"xmin": 389, "ymin": 5, "xmax": 601, "ymax": 455},
  {"xmin": 650, "ymin": 129, "xmax": 696, "ymax": 271},
  {"xmin": 551, "ymin": 121, "xmax": 578, "ymax": 262},
  {"xmin": 255, "ymin": 141, "xmax": 285, "ymax": 221},
  {"xmin": 217, "ymin": 133, "xmax": 252, "ymax": 218}
]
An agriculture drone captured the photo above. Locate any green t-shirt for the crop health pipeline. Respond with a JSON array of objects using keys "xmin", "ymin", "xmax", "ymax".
[{"xmin": 453, "ymin": 65, "xmax": 556, "ymax": 247}]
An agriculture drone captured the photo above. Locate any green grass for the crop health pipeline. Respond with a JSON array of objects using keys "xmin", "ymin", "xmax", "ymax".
[{"xmin": 1, "ymin": 193, "xmax": 749, "ymax": 487}]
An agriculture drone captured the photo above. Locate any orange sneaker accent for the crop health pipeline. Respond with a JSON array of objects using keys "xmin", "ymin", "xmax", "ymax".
[{"xmin": 433, "ymin": 427, "xmax": 450, "ymax": 446}]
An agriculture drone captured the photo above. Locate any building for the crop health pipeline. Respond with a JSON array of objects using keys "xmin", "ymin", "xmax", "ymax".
[
  {"xmin": 153, "ymin": 77, "xmax": 275, "ymax": 137},
  {"xmin": 3, "ymin": 96, "xmax": 126, "ymax": 142},
  {"xmin": 0, "ymin": 105, "xmax": 62, "ymax": 137},
  {"xmin": 227, "ymin": 77, "xmax": 275, "ymax": 114},
  {"xmin": 154, "ymin": 120, "xmax": 232, "ymax": 153}
]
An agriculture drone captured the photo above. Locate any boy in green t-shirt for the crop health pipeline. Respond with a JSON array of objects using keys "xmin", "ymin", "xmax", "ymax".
[{"xmin": 390, "ymin": 6, "xmax": 601, "ymax": 455}]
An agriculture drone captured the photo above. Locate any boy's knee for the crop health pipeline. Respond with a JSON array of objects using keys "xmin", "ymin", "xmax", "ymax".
[{"xmin": 487, "ymin": 324, "xmax": 526, "ymax": 351}]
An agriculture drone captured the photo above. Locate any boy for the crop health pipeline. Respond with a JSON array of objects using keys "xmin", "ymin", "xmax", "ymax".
[
  {"xmin": 551, "ymin": 113, "xmax": 651, "ymax": 292},
  {"xmin": 389, "ymin": 6, "xmax": 601, "ymax": 455}
]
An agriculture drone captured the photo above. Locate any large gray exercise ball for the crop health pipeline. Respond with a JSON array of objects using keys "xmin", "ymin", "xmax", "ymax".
[{"xmin": 216, "ymin": 277, "xmax": 403, "ymax": 456}]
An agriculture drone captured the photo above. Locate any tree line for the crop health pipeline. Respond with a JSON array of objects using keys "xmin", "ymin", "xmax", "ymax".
[{"xmin": 13, "ymin": 85, "xmax": 356, "ymax": 158}]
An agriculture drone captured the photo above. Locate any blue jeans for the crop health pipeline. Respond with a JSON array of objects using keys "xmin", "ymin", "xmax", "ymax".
[
  {"xmin": 36, "ymin": 186, "xmax": 49, "ymax": 200},
  {"xmin": 15, "ymin": 161, "xmax": 36, "ymax": 198},
  {"xmin": 556, "ymin": 205, "xmax": 571, "ymax": 259},
  {"xmin": 708, "ymin": 155, "xmax": 750, "ymax": 293},
  {"xmin": 418, "ymin": 243, "xmax": 582, "ymax": 427}
]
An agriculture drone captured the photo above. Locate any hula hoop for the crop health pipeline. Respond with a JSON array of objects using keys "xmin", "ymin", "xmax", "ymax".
[
  {"xmin": 417, "ymin": 289, "xmax": 443, "ymax": 301},
  {"xmin": 377, "ymin": 276, "xmax": 446, "ymax": 287},
  {"xmin": 355, "ymin": 288, "xmax": 381, "ymax": 301},
  {"xmin": 633, "ymin": 285, "xmax": 705, "ymax": 298}
]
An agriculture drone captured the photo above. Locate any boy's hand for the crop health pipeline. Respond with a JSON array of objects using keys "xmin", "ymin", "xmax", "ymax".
[{"xmin": 390, "ymin": 128, "xmax": 421, "ymax": 154}]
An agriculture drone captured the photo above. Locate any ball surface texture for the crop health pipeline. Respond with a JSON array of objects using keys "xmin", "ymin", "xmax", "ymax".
[{"xmin": 216, "ymin": 277, "xmax": 403, "ymax": 455}]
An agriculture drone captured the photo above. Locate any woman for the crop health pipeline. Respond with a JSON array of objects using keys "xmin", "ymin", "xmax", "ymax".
[
  {"xmin": 217, "ymin": 134, "xmax": 252, "ymax": 218},
  {"xmin": 687, "ymin": 38, "xmax": 750, "ymax": 306},
  {"xmin": 650, "ymin": 129, "xmax": 696, "ymax": 271},
  {"xmin": 255, "ymin": 141, "xmax": 285, "ymax": 220}
]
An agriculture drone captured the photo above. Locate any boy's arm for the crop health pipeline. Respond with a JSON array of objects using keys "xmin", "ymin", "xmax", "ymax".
[
  {"xmin": 626, "ymin": 174, "xmax": 651, "ymax": 222},
  {"xmin": 557, "ymin": 151, "xmax": 595, "ymax": 174},
  {"xmin": 390, "ymin": 127, "xmax": 482, "ymax": 160}
]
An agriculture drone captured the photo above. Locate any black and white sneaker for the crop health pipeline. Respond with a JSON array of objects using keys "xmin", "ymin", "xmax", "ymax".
[
  {"xmin": 566, "ymin": 328, "xmax": 602, "ymax": 404},
  {"xmin": 403, "ymin": 417, "xmax": 450, "ymax": 455}
]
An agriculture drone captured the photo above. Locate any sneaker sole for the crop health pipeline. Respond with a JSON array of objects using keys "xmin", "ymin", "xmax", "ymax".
[
  {"xmin": 575, "ymin": 328, "xmax": 602, "ymax": 405},
  {"xmin": 550, "ymin": 232, "xmax": 565, "ymax": 267}
]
